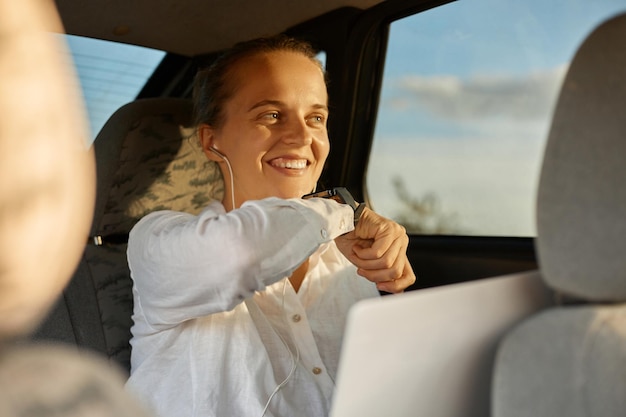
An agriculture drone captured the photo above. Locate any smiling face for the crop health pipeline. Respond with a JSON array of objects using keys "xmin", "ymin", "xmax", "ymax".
[{"xmin": 199, "ymin": 50, "xmax": 330, "ymax": 210}]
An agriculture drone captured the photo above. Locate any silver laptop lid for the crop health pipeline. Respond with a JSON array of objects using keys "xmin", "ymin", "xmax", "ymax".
[{"xmin": 331, "ymin": 271, "xmax": 551, "ymax": 417}]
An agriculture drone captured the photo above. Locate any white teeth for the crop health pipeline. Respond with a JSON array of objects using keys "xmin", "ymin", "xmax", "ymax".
[{"xmin": 271, "ymin": 159, "xmax": 307, "ymax": 169}]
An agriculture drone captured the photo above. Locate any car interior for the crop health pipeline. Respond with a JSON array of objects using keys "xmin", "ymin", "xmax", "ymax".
[{"xmin": 27, "ymin": 0, "xmax": 626, "ymax": 415}]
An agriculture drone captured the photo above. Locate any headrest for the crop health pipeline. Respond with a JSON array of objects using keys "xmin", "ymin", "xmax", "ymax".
[
  {"xmin": 90, "ymin": 98, "xmax": 224, "ymax": 238},
  {"xmin": 536, "ymin": 13, "xmax": 626, "ymax": 302}
]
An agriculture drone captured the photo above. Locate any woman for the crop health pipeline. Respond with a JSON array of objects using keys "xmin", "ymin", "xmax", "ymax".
[{"xmin": 126, "ymin": 35, "xmax": 416, "ymax": 417}]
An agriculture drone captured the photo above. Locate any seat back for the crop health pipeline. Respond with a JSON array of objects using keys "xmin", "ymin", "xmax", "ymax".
[
  {"xmin": 35, "ymin": 98, "xmax": 224, "ymax": 372},
  {"xmin": 492, "ymin": 13, "xmax": 626, "ymax": 416}
]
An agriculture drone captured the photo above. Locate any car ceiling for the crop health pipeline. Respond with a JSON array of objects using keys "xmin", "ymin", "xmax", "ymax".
[{"xmin": 53, "ymin": 0, "xmax": 385, "ymax": 57}]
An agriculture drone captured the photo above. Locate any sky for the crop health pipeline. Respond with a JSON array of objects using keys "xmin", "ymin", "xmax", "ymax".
[{"xmin": 366, "ymin": 0, "xmax": 626, "ymax": 236}]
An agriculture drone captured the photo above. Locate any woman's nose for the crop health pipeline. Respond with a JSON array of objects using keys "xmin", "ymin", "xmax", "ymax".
[{"xmin": 281, "ymin": 118, "xmax": 313, "ymax": 145}]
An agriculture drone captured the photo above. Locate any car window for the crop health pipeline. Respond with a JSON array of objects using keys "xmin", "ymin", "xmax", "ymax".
[
  {"xmin": 366, "ymin": 0, "xmax": 626, "ymax": 237},
  {"xmin": 62, "ymin": 35, "xmax": 166, "ymax": 142}
]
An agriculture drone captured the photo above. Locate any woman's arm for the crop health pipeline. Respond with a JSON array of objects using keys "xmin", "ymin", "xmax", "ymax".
[{"xmin": 128, "ymin": 197, "xmax": 353, "ymax": 329}]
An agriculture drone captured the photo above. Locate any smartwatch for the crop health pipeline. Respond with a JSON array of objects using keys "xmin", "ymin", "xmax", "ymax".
[{"xmin": 302, "ymin": 187, "xmax": 366, "ymax": 224}]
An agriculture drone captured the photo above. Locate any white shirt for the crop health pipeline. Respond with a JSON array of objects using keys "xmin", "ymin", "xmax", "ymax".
[{"xmin": 126, "ymin": 197, "xmax": 380, "ymax": 417}]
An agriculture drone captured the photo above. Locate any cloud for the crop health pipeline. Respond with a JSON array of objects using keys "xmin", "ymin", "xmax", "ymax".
[{"xmin": 392, "ymin": 65, "xmax": 568, "ymax": 122}]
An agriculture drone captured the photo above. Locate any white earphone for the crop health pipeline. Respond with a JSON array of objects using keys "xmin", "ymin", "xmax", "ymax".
[{"xmin": 209, "ymin": 146, "xmax": 236, "ymax": 210}]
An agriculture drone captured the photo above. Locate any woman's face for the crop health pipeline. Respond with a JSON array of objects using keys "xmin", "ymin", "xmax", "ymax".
[{"xmin": 200, "ymin": 51, "xmax": 330, "ymax": 210}]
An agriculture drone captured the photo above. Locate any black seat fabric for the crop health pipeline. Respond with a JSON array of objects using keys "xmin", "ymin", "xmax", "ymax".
[
  {"xmin": 492, "ymin": 13, "xmax": 626, "ymax": 416},
  {"xmin": 35, "ymin": 98, "xmax": 224, "ymax": 373}
]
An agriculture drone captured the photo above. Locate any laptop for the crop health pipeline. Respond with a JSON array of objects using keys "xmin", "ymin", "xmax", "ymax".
[{"xmin": 330, "ymin": 270, "xmax": 551, "ymax": 417}]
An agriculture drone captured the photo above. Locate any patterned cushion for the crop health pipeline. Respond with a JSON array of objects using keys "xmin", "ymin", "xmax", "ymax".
[{"xmin": 96, "ymin": 109, "xmax": 223, "ymax": 236}]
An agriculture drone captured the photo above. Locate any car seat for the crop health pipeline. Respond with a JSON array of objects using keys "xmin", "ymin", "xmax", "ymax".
[
  {"xmin": 34, "ymin": 98, "xmax": 224, "ymax": 373},
  {"xmin": 491, "ymin": 12, "xmax": 626, "ymax": 416}
]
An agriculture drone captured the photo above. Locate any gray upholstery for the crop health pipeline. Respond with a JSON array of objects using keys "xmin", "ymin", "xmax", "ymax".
[
  {"xmin": 536, "ymin": 13, "xmax": 626, "ymax": 301},
  {"xmin": 35, "ymin": 98, "xmax": 224, "ymax": 372},
  {"xmin": 494, "ymin": 306, "xmax": 626, "ymax": 416},
  {"xmin": 492, "ymin": 13, "xmax": 626, "ymax": 417}
]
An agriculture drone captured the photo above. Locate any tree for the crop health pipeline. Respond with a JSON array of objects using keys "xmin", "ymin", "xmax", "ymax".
[{"xmin": 391, "ymin": 176, "xmax": 464, "ymax": 234}]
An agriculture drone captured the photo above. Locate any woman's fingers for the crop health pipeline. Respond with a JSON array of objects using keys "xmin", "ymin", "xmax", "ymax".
[
  {"xmin": 352, "ymin": 208, "xmax": 406, "ymax": 258},
  {"xmin": 334, "ymin": 207, "xmax": 415, "ymax": 292},
  {"xmin": 353, "ymin": 235, "xmax": 405, "ymax": 280},
  {"xmin": 376, "ymin": 260, "xmax": 417, "ymax": 294}
]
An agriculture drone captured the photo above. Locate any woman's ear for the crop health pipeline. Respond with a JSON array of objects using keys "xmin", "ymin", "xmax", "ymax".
[{"xmin": 198, "ymin": 124, "xmax": 222, "ymax": 162}]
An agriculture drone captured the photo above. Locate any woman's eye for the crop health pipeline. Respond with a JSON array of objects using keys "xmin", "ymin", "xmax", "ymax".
[
  {"xmin": 308, "ymin": 115, "xmax": 326, "ymax": 125},
  {"xmin": 262, "ymin": 112, "xmax": 279, "ymax": 121}
]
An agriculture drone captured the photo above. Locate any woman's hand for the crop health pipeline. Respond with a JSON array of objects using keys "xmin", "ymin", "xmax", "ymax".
[{"xmin": 335, "ymin": 207, "xmax": 416, "ymax": 293}]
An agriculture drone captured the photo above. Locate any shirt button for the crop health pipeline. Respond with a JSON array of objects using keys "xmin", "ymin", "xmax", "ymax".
[
  {"xmin": 312, "ymin": 367, "xmax": 322, "ymax": 375},
  {"xmin": 292, "ymin": 314, "xmax": 301, "ymax": 323},
  {"xmin": 320, "ymin": 229, "xmax": 328, "ymax": 239}
]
